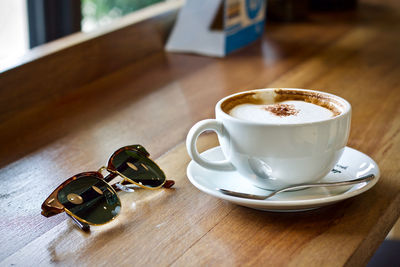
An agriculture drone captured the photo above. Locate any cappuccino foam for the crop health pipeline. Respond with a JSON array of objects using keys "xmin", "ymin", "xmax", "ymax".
[{"xmin": 229, "ymin": 100, "xmax": 334, "ymax": 124}]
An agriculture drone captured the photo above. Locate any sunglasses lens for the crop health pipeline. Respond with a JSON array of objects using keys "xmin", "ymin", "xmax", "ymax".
[
  {"xmin": 57, "ymin": 175, "xmax": 121, "ymax": 225},
  {"xmin": 111, "ymin": 148, "xmax": 166, "ymax": 188}
]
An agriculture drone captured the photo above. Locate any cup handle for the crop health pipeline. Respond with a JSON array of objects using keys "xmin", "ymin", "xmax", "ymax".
[{"xmin": 186, "ymin": 119, "xmax": 235, "ymax": 171}]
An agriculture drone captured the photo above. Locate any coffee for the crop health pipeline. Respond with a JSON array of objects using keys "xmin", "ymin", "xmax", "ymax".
[
  {"xmin": 222, "ymin": 89, "xmax": 343, "ymax": 124},
  {"xmin": 187, "ymin": 88, "xmax": 351, "ymax": 190}
]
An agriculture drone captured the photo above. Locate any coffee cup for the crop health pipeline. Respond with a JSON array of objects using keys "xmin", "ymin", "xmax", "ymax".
[{"xmin": 186, "ymin": 88, "xmax": 351, "ymax": 190}]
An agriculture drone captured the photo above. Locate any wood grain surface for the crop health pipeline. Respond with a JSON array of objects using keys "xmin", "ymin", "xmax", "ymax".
[{"xmin": 1, "ymin": 0, "xmax": 399, "ymax": 266}]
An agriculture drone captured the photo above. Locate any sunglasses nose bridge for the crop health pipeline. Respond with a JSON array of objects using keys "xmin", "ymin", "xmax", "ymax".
[{"xmin": 97, "ymin": 166, "xmax": 108, "ymax": 175}]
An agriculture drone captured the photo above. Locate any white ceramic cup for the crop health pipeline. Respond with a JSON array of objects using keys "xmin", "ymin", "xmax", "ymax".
[{"xmin": 186, "ymin": 88, "xmax": 351, "ymax": 190}]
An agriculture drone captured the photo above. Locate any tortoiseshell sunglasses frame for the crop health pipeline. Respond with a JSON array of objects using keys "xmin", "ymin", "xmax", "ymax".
[{"xmin": 41, "ymin": 145, "xmax": 174, "ymax": 231}]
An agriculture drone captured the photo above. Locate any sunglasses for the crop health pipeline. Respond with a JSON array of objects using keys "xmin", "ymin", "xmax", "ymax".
[{"xmin": 41, "ymin": 145, "xmax": 174, "ymax": 231}]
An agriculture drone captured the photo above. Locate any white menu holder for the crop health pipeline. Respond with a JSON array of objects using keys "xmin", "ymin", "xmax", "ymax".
[{"xmin": 166, "ymin": 0, "xmax": 266, "ymax": 57}]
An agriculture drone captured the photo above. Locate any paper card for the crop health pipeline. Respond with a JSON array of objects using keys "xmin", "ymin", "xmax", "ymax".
[{"xmin": 166, "ymin": 0, "xmax": 266, "ymax": 57}]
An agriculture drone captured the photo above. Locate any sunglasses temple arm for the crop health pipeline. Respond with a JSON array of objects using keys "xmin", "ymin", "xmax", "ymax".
[
  {"xmin": 163, "ymin": 180, "xmax": 175, "ymax": 188},
  {"xmin": 66, "ymin": 213, "xmax": 90, "ymax": 232}
]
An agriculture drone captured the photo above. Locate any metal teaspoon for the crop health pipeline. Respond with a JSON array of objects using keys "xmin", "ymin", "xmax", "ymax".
[{"xmin": 217, "ymin": 174, "xmax": 375, "ymax": 200}]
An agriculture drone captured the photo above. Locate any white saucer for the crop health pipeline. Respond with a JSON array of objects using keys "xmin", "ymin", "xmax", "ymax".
[{"xmin": 187, "ymin": 146, "xmax": 380, "ymax": 212}]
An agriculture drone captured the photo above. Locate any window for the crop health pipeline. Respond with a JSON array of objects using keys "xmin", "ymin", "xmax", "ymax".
[
  {"xmin": 0, "ymin": 0, "xmax": 29, "ymax": 62},
  {"xmin": 82, "ymin": 0, "xmax": 165, "ymax": 32},
  {"xmin": 0, "ymin": 0, "xmax": 167, "ymax": 66}
]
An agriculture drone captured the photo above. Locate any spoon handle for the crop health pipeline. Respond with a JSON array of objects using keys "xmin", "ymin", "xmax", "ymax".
[
  {"xmin": 271, "ymin": 174, "xmax": 375, "ymax": 197},
  {"xmin": 218, "ymin": 174, "xmax": 375, "ymax": 200}
]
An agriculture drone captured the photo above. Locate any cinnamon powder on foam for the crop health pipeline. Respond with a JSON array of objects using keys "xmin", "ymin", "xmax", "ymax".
[{"xmin": 264, "ymin": 103, "xmax": 299, "ymax": 117}]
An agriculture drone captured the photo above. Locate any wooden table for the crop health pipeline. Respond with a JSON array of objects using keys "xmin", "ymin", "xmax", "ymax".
[{"xmin": 1, "ymin": 0, "xmax": 399, "ymax": 266}]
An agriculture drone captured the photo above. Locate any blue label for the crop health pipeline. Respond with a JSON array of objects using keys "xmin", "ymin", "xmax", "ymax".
[
  {"xmin": 225, "ymin": 20, "xmax": 265, "ymax": 54},
  {"xmin": 246, "ymin": 0, "xmax": 263, "ymax": 19}
]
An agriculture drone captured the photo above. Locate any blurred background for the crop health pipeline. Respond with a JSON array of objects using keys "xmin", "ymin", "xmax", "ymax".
[
  {"xmin": 0, "ymin": 0, "xmax": 359, "ymax": 64},
  {"xmin": 0, "ymin": 0, "xmax": 166, "ymax": 62}
]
